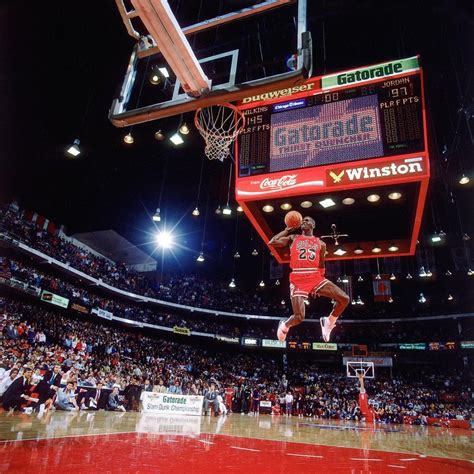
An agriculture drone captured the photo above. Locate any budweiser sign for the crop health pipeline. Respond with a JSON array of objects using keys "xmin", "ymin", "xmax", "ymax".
[{"xmin": 260, "ymin": 175, "xmax": 297, "ymax": 190}]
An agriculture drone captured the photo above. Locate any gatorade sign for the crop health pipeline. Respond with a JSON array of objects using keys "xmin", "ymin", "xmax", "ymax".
[{"xmin": 321, "ymin": 56, "xmax": 420, "ymax": 90}]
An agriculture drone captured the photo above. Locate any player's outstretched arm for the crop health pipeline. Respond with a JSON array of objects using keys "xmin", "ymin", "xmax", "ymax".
[{"xmin": 268, "ymin": 228, "xmax": 295, "ymax": 248}]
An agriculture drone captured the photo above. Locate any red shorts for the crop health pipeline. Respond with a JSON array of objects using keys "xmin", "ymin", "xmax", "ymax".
[{"xmin": 289, "ymin": 270, "xmax": 328, "ymax": 298}]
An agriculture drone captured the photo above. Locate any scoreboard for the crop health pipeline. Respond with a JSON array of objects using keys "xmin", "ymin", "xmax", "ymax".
[
  {"xmin": 238, "ymin": 65, "xmax": 424, "ymax": 177},
  {"xmin": 234, "ymin": 56, "xmax": 430, "ymax": 263}
]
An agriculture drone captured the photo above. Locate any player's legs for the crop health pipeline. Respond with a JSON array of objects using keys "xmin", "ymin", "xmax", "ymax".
[
  {"xmin": 285, "ymin": 296, "xmax": 306, "ymax": 328},
  {"xmin": 315, "ymin": 281, "xmax": 349, "ymax": 341},
  {"xmin": 277, "ymin": 295, "xmax": 306, "ymax": 341}
]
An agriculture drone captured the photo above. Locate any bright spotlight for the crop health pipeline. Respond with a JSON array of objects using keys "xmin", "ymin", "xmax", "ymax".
[
  {"xmin": 66, "ymin": 139, "xmax": 81, "ymax": 157},
  {"xmin": 156, "ymin": 231, "xmax": 173, "ymax": 249},
  {"xmin": 170, "ymin": 133, "xmax": 184, "ymax": 145}
]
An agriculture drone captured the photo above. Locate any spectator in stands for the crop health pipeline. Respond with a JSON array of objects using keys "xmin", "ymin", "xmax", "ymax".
[
  {"xmin": 203, "ymin": 382, "xmax": 219, "ymax": 416},
  {"xmin": 55, "ymin": 381, "xmax": 79, "ymax": 411},
  {"xmin": 2, "ymin": 367, "xmax": 37, "ymax": 411},
  {"xmin": 153, "ymin": 379, "xmax": 167, "ymax": 393},
  {"xmin": 168, "ymin": 379, "xmax": 183, "ymax": 394},
  {"xmin": 0, "ymin": 367, "xmax": 19, "ymax": 398},
  {"xmin": 143, "ymin": 379, "xmax": 153, "ymax": 392},
  {"xmin": 108, "ymin": 386, "xmax": 126, "ymax": 412}
]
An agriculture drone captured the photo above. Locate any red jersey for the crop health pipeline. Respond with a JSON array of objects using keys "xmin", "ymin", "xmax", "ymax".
[
  {"xmin": 225, "ymin": 387, "xmax": 234, "ymax": 401},
  {"xmin": 290, "ymin": 235, "xmax": 322, "ymax": 271}
]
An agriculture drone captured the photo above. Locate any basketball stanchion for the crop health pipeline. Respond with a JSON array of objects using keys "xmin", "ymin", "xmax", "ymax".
[{"xmin": 194, "ymin": 103, "xmax": 245, "ymax": 162}]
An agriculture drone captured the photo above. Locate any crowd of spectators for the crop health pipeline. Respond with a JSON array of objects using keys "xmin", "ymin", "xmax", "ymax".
[
  {"xmin": 2, "ymin": 205, "xmax": 472, "ymax": 321},
  {"xmin": 1, "ymin": 256, "xmax": 468, "ymax": 343},
  {"xmin": 0, "ymin": 297, "xmax": 471, "ymax": 425}
]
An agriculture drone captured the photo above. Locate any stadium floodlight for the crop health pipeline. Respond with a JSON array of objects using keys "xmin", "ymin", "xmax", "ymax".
[
  {"xmin": 459, "ymin": 174, "xmax": 469, "ymax": 185},
  {"xmin": 259, "ymin": 280, "xmax": 265, "ymax": 287},
  {"xmin": 196, "ymin": 252, "xmax": 205, "ymax": 262},
  {"xmin": 156, "ymin": 230, "xmax": 173, "ymax": 249},
  {"xmin": 192, "ymin": 207, "xmax": 200, "ymax": 216},
  {"xmin": 228, "ymin": 278, "xmax": 236, "ymax": 288},
  {"xmin": 66, "ymin": 139, "xmax": 81, "ymax": 157},
  {"xmin": 319, "ymin": 198, "xmax": 336, "ymax": 208},
  {"xmin": 236, "ymin": 206, "xmax": 243, "ymax": 212},
  {"xmin": 152, "ymin": 208, "xmax": 161, "ymax": 222},
  {"xmin": 222, "ymin": 205, "xmax": 232, "ymax": 215},
  {"xmin": 169, "ymin": 132, "xmax": 184, "ymax": 145}
]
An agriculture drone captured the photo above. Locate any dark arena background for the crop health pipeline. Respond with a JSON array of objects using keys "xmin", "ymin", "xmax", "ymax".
[{"xmin": 0, "ymin": 1, "xmax": 473, "ymax": 473}]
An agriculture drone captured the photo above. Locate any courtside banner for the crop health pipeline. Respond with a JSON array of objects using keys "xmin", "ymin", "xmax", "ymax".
[
  {"xmin": 40, "ymin": 290, "xmax": 69, "ymax": 309},
  {"xmin": 216, "ymin": 335, "xmax": 239, "ymax": 344},
  {"xmin": 91, "ymin": 308, "xmax": 113, "ymax": 320},
  {"xmin": 262, "ymin": 339, "xmax": 286, "ymax": 348},
  {"xmin": 140, "ymin": 393, "xmax": 203, "ymax": 416},
  {"xmin": 312, "ymin": 342, "xmax": 337, "ymax": 351}
]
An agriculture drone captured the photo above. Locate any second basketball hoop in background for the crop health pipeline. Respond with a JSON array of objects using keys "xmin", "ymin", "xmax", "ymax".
[
  {"xmin": 194, "ymin": 103, "xmax": 245, "ymax": 162},
  {"xmin": 284, "ymin": 211, "xmax": 303, "ymax": 229}
]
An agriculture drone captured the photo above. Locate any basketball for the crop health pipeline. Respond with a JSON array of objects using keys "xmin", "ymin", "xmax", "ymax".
[{"xmin": 284, "ymin": 210, "xmax": 303, "ymax": 228}]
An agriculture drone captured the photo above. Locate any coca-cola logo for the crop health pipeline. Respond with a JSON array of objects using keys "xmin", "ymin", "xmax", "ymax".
[{"xmin": 260, "ymin": 174, "xmax": 297, "ymax": 190}]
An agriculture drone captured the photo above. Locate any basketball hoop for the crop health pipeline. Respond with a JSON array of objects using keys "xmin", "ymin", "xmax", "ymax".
[{"xmin": 194, "ymin": 103, "xmax": 245, "ymax": 161}]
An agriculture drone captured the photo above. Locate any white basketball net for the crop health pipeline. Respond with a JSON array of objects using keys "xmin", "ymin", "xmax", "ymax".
[{"xmin": 194, "ymin": 103, "xmax": 245, "ymax": 161}]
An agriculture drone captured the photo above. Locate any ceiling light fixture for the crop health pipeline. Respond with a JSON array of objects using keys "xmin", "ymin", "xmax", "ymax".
[
  {"xmin": 468, "ymin": 269, "xmax": 474, "ymax": 276},
  {"xmin": 406, "ymin": 273, "xmax": 413, "ymax": 280},
  {"xmin": 431, "ymin": 233, "xmax": 442, "ymax": 243},
  {"xmin": 262, "ymin": 205, "xmax": 274, "ymax": 213},
  {"xmin": 447, "ymin": 294, "xmax": 453, "ymax": 301},
  {"xmin": 419, "ymin": 293, "xmax": 426, "ymax": 303},
  {"xmin": 228, "ymin": 278, "xmax": 236, "ymax": 288},
  {"xmin": 179, "ymin": 123, "xmax": 190, "ymax": 135},
  {"xmin": 280, "ymin": 203, "xmax": 292, "ymax": 210},
  {"xmin": 419, "ymin": 266, "xmax": 427, "ymax": 277},
  {"xmin": 158, "ymin": 66, "xmax": 170, "ymax": 78},
  {"xmin": 375, "ymin": 274, "xmax": 381, "ymax": 280},
  {"xmin": 390, "ymin": 273, "xmax": 396, "ymax": 280},
  {"xmin": 156, "ymin": 231, "xmax": 173, "ymax": 249},
  {"xmin": 445, "ymin": 269, "xmax": 452, "ymax": 276},
  {"xmin": 66, "ymin": 139, "xmax": 81, "ymax": 157},
  {"xmin": 149, "ymin": 72, "xmax": 161, "ymax": 85},
  {"xmin": 123, "ymin": 132, "xmax": 134, "ymax": 144},
  {"xmin": 367, "ymin": 194, "xmax": 380, "ymax": 202},
  {"xmin": 154, "ymin": 130, "xmax": 165, "ymax": 141},
  {"xmin": 234, "ymin": 252, "xmax": 240, "ymax": 259},
  {"xmin": 169, "ymin": 132, "xmax": 184, "ymax": 145},
  {"xmin": 215, "ymin": 206, "xmax": 222, "ymax": 215},
  {"xmin": 388, "ymin": 296, "xmax": 394, "ymax": 303},
  {"xmin": 236, "ymin": 206, "xmax": 243, "ymax": 212},
  {"xmin": 259, "ymin": 280, "xmax": 265, "ymax": 287},
  {"xmin": 300, "ymin": 200, "xmax": 313, "ymax": 208},
  {"xmin": 357, "ymin": 276, "xmax": 364, "ymax": 282},
  {"xmin": 319, "ymin": 198, "xmax": 336, "ymax": 208},
  {"xmin": 252, "ymin": 249, "xmax": 259, "ymax": 256},
  {"xmin": 275, "ymin": 280, "xmax": 280, "ymax": 286},
  {"xmin": 192, "ymin": 207, "xmax": 200, "ymax": 216},
  {"xmin": 342, "ymin": 197, "xmax": 355, "ymax": 205},
  {"xmin": 459, "ymin": 174, "xmax": 470, "ymax": 185},
  {"xmin": 196, "ymin": 252, "xmax": 205, "ymax": 262},
  {"xmin": 334, "ymin": 248, "xmax": 347, "ymax": 256},
  {"xmin": 152, "ymin": 208, "xmax": 161, "ymax": 222},
  {"xmin": 372, "ymin": 244, "xmax": 382, "ymax": 253},
  {"xmin": 388, "ymin": 192, "xmax": 402, "ymax": 200},
  {"xmin": 354, "ymin": 246, "xmax": 364, "ymax": 255},
  {"xmin": 222, "ymin": 206, "xmax": 232, "ymax": 216},
  {"xmin": 388, "ymin": 243, "xmax": 399, "ymax": 252}
]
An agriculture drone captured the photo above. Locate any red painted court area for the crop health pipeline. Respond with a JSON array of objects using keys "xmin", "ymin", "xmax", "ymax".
[{"xmin": 1, "ymin": 432, "xmax": 471, "ymax": 473}]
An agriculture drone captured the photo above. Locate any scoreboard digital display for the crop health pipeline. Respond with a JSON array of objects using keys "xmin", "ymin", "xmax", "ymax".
[{"xmin": 238, "ymin": 73, "xmax": 424, "ymax": 177}]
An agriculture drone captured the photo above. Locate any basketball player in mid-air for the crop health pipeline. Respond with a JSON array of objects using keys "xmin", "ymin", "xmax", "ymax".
[{"xmin": 269, "ymin": 217, "xmax": 349, "ymax": 342}]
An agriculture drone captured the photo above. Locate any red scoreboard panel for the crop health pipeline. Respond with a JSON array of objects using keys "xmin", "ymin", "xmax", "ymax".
[{"xmin": 235, "ymin": 56, "xmax": 430, "ymax": 263}]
